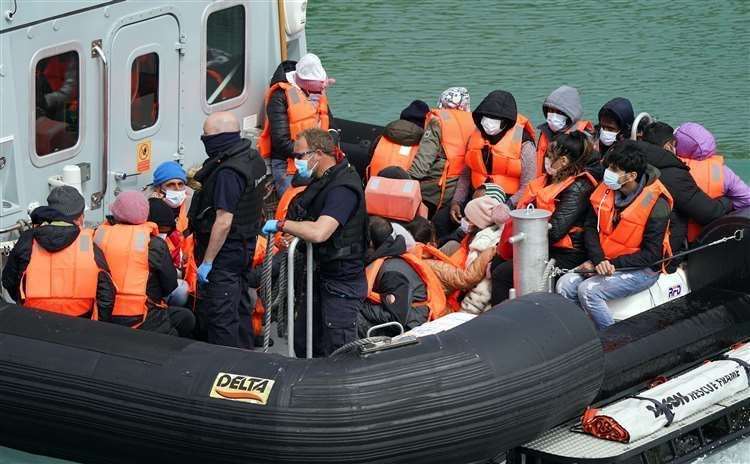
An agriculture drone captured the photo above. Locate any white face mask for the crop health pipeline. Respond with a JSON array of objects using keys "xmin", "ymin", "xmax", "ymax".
[
  {"xmin": 164, "ymin": 189, "xmax": 187, "ymax": 208},
  {"xmin": 603, "ymin": 168, "xmax": 624, "ymax": 190},
  {"xmin": 481, "ymin": 117, "xmax": 504, "ymax": 136},
  {"xmin": 158, "ymin": 232, "xmax": 168, "ymax": 240},
  {"xmin": 599, "ymin": 129, "xmax": 618, "ymax": 147},
  {"xmin": 546, "ymin": 112, "xmax": 568, "ymax": 132},
  {"xmin": 459, "ymin": 217, "xmax": 472, "ymax": 233},
  {"xmin": 544, "ymin": 157, "xmax": 558, "ymax": 176}
]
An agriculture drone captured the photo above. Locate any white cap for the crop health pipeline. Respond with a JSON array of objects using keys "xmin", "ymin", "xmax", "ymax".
[{"xmin": 295, "ymin": 53, "xmax": 327, "ymax": 81}]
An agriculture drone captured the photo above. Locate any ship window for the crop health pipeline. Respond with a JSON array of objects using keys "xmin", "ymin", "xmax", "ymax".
[
  {"xmin": 206, "ymin": 5, "xmax": 246, "ymax": 105},
  {"xmin": 34, "ymin": 51, "xmax": 80, "ymax": 156},
  {"xmin": 131, "ymin": 52, "xmax": 160, "ymax": 131}
]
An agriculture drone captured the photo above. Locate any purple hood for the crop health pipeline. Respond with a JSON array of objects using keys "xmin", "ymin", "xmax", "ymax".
[{"xmin": 674, "ymin": 122, "xmax": 716, "ymax": 160}]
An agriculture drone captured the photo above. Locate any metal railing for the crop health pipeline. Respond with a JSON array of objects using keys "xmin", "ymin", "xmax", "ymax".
[{"xmin": 286, "ymin": 237, "xmax": 314, "ymax": 358}]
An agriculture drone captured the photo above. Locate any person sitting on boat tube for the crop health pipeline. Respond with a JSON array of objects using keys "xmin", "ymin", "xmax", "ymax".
[
  {"xmin": 95, "ymin": 192, "xmax": 195, "ymax": 337},
  {"xmin": 449, "ymin": 90, "xmax": 537, "ymax": 243},
  {"xmin": 368, "ymin": 99, "xmax": 430, "ymax": 180},
  {"xmin": 672, "ymin": 122, "xmax": 750, "ymax": 212},
  {"xmin": 257, "ymin": 53, "xmax": 335, "ymax": 196},
  {"xmin": 556, "ymin": 148, "xmax": 673, "ymax": 330},
  {"xmin": 2, "ymin": 186, "xmax": 116, "ymax": 320},
  {"xmin": 631, "ymin": 127, "xmax": 732, "ymax": 266},
  {"xmin": 490, "ymin": 131, "xmax": 597, "ymax": 305},
  {"xmin": 359, "ymin": 216, "xmax": 448, "ymax": 338},
  {"xmin": 261, "ymin": 128, "xmax": 367, "ymax": 357},
  {"xmin": 407, "ymin": 87, "xmax": 473, "ymax": 217}
]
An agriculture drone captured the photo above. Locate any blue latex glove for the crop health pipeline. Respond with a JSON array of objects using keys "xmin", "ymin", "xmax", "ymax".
[
  {"xmin": 197, "ymin": 261, "xmax": 213, "ymax": 283},
  {"xmin": 262, "ymin": 219, "xmax": 279, "ymax": 235}
]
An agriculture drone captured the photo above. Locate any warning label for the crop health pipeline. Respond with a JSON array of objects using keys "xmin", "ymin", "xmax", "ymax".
[{"xmin": 136, "ymin": 140, "xmax": 152, "ymax": 173}]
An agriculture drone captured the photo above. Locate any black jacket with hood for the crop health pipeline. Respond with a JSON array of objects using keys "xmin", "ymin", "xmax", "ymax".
[
  {"xmin": 2, "ymin": 216, "xmax": 115, "ymax": 320},
  {"xmin": 597, "ymin": 97, "xmax": 635, "ymax": 155},
  {"xmin": 473, "ymin": 90, "xmax": 533, "ymax": 146},
  {"xmin": 358, "ymin": 236, "xmax": 428, "ymax": 338},
  {"xmin": 610, "ymin": 141, "xmax": 732, "ymax": 252},
  {"xmin": 583, "ymin": 165, "xmax": 672, "ymax": 271},
  {"xmin": 265, "ymin": 60, "xmax": 335, "ymax": 161}
]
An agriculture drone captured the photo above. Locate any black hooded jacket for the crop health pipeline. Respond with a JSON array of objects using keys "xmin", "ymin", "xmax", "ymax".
[
  {"xmin": 597, "ymin": 98, "xmax": 635, "ymax": 155},
  {"xmin": 359, "ymin": 236, "xmax": 428, "ymax": 338},
  {"xmin": 265, "ymin": 60, "xmax": 335, "ymax": 161},
  {"xmin": 472, "ymin": 90, "xmax": 533, "ymax": 146},
  {"xmin": 2, "ymin": 219, "xmax": 115, "ymax": 319},
  {"xmin": 611, "ymin": 141, "xmax": 732, "ymax": 251}
]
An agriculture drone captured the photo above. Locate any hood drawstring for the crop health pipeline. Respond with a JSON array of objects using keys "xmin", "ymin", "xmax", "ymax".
[{"xmin": 596, "ymin": 189, "xmax": 610, "ymax": 233}]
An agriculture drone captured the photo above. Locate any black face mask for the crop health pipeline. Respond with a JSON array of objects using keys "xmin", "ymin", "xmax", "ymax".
[{"xmin": 200, "ymin": 131, "xmax": 241, "ymax": 156}]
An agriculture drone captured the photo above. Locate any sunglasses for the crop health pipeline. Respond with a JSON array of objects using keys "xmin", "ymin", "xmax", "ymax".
[{"xmin": 292, "ymin": 150, "xmax": 317, "ymax": 159}]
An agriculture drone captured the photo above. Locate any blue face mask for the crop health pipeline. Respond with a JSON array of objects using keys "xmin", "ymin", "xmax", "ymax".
[
  {"xmin": 603, "ymin": 168, "xmax": 623, "ymax": 190},
  {"xmin": 294, "ymin": 158, "xmax": 313, "ymax": 179}
]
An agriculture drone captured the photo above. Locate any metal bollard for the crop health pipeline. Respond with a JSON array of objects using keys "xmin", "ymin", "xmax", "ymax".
[
  {"xmin": 508, "ymin": 206, "xmax": 552, "ymax": 297},
  {"xmin": 286, "ymin": 238, "xmax": 315, "ymax": 359}
]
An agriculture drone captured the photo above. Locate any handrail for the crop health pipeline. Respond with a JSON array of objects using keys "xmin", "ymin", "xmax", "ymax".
[
  {"xmin": 90, "ymin": 40, "xmax": 109, "ymax": 210},
  {"xmin": 286, "ymin": 238, "xmax": 315, "ymax": 358}
]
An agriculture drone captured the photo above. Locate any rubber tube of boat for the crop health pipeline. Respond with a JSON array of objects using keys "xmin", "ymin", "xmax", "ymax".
[
  {"xmin": 508, "ymin": 206, "xmax": 551, "ymax": 297},
  {"xmin": 595, "ymin": 208, "xmax": 750, "ymax": 402},
  {"xmin": 0, "ymin": 293, "xmax": 603, "ymax": 464}
]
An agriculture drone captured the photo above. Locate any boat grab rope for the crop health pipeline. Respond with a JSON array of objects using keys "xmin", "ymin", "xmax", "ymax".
[
  {"xmin": 260, "ymin": 234, "xmax": 289, "ymax": 352},
  {"xmin": 553, "ymin": 228, "xmax": 745, "ymax": 276}
]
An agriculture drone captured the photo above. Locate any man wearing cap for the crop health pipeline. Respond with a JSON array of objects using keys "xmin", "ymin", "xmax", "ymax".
[
  {"xmin": 189, "ymin": 112, "xmax": 266, "ymax": 348},
  {"xmin": 257, "ymin": 53, "xmax": 335, "ymax": 195},
  {"xmin": 151, "ymin": 161, "xmax": 191, "ymax": 232},
  {"xmin": 95, "ymin": 191, "xmax": 195, "ymax": 337},
  {"xmin": 2, "ymin": 186, "xmax": 116, "ymax": 320}
]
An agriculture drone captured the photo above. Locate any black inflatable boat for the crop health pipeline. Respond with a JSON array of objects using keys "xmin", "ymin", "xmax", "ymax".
[{"xmin": 0, "ymin": 121, "xmax": 748, "ymax": 463}]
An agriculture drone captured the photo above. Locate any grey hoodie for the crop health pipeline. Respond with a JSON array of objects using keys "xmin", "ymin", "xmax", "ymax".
[{"xmin": 542, "ymin": 85, "xmax": 583, "ymax": 124}]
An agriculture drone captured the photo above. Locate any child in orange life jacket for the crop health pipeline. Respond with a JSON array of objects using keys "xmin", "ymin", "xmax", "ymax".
[
  {"xmin": 556, "ymin": 148, "xmax": 672, "ymax": 330},
  {"xmin": 490, "ymin": 132, "xmax": 596, "ymax": 305},
  {"xmin": 148, "ymin": 198, "xmax": 189, "ymax": 308}
]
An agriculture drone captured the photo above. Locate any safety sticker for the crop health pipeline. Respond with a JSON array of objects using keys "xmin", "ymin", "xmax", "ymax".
[
  {"xmin": 136, "ymin": 140, "xmax": 152, "ymax": 173},
  {"xmin": 209, "ymin": 372, "xmax": 275, "ymax": 405}
]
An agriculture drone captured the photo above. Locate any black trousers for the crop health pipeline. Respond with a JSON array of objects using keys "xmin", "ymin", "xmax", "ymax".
[
  {"xmin": 294, "ymin": 276, "xmax": 362, "ymax": 357},
  {"xmin": 196, "ymin": 242, "xmax": 254, "ymax": 349},
  {"xmin": 167, "ymin": 306, "xmax": 196, "ymax": 337},
  {"xmin": 432, "ymin": 205, "xmax": 460, "ymax": 245},
  {"xmin": 490, "ymin": 249, "xmax": 588, "ymax": 305}
]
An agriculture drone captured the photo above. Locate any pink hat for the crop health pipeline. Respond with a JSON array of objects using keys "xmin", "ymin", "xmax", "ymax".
[
  {"xmin": 111, "ymin": 191, "xmax": 149, "ymax": 225},
  {"xmin": 465, "ymin": 195, "xmax": 500, "ymax": 229}
]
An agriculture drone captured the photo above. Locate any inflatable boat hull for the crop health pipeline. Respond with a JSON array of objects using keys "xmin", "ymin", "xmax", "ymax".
[{"xmin": 0, "ymin": 293, "xmax": 603, "ymax": 464}]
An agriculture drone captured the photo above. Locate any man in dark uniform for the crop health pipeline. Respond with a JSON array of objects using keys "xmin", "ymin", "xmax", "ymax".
[
  {"xmin": 262, "ymin": 128, "xmax": 367, "ymax": 357},
  {"xmin": 189, "ymin": 112, "xmax": 266, "ymax": 348}
]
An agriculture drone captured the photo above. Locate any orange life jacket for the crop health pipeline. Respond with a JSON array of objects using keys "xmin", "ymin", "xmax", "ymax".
[
  {"xmin": 182, "ymin": 234, "xmax": 198, "ymax": 296},
  {"xmin": 535, "ymin": 120, "xmax": 594, "ymax": 173},
  {"xmin": 412, "ymin": 237, "xmax": 470, "ymax": 312},
  {"xmin": 273, "ymin": 185, "xmax": 306, "ymax": 246},
  {"xmin": 464, "ymin": 114, "xmax": 536, "ymax": 193},
  {"xmin": 517, "ymin": 172, "xmax": 597, "ymax": 249},
  {"xmin": 257, "ymin": 82, "xmax": 330, "ymax": 175},
  {"xmin": 21, "ymin": 228, "xmax": 99, "ymax": 317},
  {"xmin": 367, "ymin": 137, "xmax": 420, "ymax": 179},
  {"xmin": 366, "ymin": 253, "xmax": 449, "ymax": 321},
  {"xmin": 680, "ymin": 156, "xmax": 725, "ymax": 242},
  {"xmin": 94, "ymin": 222, "xmax": 160, "ymax": 327},
  {"xmin": 175, "ymin": 202, "xmax": 189, "ymax": 234},
  {"xmin": 426, "ymin": 108, "xmax": 475, "ymax": 205},
  {"xmin": 589, "ymin": 180, "xmax": 673, "ymax": 261}
]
